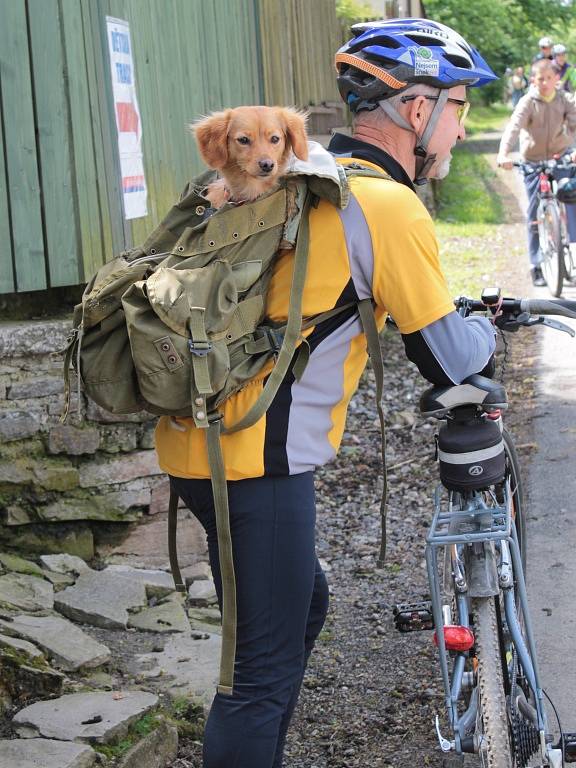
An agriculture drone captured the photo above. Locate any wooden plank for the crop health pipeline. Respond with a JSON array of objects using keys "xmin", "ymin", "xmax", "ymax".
[
  {"xmin": 84, "ymin": 0, "xmax": 128, "ymax": 257},
  {"xmin": 27, "ymin": 0, "xmax": 81, "ymax": 287},
  {"xmin": 0, "ymin": 0, "xmax": 46, "ymax": 291},
  {"xmin": 0, "ymin": 66, "xmax": 15, "ymax": 293},
  {"xmin": 60, "ymin": 0, "xmax": 105, "ymax": 280}
]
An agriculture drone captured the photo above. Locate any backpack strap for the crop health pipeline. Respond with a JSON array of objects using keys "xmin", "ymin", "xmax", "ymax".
[
  {"xmin": 196, "ymin": 190, "xmax": 313, "ymax": 696},
  {"xmin": 222, "ymin": 190, "xmax": 314, "ymax": 434},
  {"xmin": 357, "ymin": 299, "xmax": 388, "ymax": 566}
]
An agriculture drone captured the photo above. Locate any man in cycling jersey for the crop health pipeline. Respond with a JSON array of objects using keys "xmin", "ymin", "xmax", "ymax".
[
  {"xmin": 157, "ymin": 19, "xmax": 498, "ymax": 768},
  {"xmin": 553, "ymin": 44, "xmax": 576, "ymax": 93}
]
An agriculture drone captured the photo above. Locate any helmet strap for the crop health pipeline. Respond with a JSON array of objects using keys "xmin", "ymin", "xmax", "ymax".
[{"xmin": 378, "ymin": 89, "xmax": 449, "ymax": 185}]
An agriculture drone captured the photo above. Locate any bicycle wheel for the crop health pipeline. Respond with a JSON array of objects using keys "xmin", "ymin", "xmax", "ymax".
[
  {"xmin": 538, "ymin": 200, "xmax": 564, "ymax": 297},
  {"xmin": 472, "ymin": 596, "xmax": 514, "ymax": 768},
  {"xmin": 502, "ymin": 429, "xmax": 526, "ymax": 573},
  {"xmin": 559, "ymin": 203, "xmax": 576, "ymax": 283}
]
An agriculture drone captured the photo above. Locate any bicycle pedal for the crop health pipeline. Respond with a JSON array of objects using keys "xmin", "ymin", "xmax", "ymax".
[
  {"xmin": 562, "ymin": 733, "xmax": 576, "ymax": 762},
  {"xmin": 393, "ymin": 601, "xmax": 434, "ymax": 632}
]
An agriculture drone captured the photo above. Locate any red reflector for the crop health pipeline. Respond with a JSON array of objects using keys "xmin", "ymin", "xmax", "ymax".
[
  {"xmin": 433, "ymin": 626, "xmax": 475, "ymax": 651},
  {"xmin": 486, "ymin": 409, "xmax": 501, "ymax": 420}
]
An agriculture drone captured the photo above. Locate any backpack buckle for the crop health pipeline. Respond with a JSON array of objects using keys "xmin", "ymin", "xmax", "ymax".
[
  {"xmin": 188, "ymin": 340, "xmax": 212, "ymax": 357},
  {"xmin": 264, "ymin": 327, "xmax": 284, "ymax": 352}
]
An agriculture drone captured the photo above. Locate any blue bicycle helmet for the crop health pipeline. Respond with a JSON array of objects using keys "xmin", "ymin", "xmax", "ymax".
[
  {"xmin": 336, "ymin": 18, "xmax": 497, "ymax": 112},
  {"xmin": 334, "ymin": 18, "xmax": 497, "ymax": 185}
]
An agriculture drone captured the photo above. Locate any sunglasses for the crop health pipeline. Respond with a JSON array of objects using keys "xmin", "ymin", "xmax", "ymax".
[{"xmin": 400, "ymin": 94, "xmax": 471, "ymax": 126}]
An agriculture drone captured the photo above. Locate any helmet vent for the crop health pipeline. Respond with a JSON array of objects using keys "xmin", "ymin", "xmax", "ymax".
[
  {"xmin": 406, "ymin": 34, "xmax": 446, "ymax": 47},
  {"xmin": 348, "ymin": 35, "xmax": 401, "ymax": 54},
  {"xmin": 444, "ymin": 53, "xmax": 472, "ymax": 69}
]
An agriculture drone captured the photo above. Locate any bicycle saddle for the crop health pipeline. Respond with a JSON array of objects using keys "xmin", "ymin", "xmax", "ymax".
[{"xmin": 419, "ymin": 374, "xmax": 508, "ymax": 417}]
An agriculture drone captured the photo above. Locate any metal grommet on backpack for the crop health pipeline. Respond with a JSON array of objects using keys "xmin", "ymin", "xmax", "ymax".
[{"xmin": 437, "ymin": 417, "xmax": 505, "ymax": 492}]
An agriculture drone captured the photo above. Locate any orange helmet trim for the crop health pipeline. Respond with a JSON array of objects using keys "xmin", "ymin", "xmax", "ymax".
[{"xmin": 334, "ymin": 52, "xmax": 408, "ymax": 90}]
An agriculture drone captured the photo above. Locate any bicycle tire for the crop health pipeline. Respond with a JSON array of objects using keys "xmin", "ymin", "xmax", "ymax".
[
  {"xmin": 538, "ymin": 200, "xmax": 564, "ymax": 297},
  {"xmin": 502, "ymin": 429, "xmax": 526, "ymax": 573},
  {"xmin": 559, "ymin": 203, "xmax": 576, "ymax": 283},
  {"xmin": 472, "ymin": 596, "xmax": 514, "ymax": 768}
]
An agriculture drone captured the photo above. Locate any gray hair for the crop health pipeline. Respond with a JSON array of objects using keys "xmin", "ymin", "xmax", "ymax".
[{"xmin": 353, "ymin": 83, "xmax": 441, "ymax": 131}]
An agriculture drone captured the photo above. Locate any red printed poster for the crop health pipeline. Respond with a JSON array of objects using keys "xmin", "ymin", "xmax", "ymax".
[{"xmin": 106, "ymin": 17, "xmax": 147, "ymax": 219}]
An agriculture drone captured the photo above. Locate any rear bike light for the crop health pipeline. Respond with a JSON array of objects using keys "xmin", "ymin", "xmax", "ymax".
[
  {"xmin": 433, "ymin": 625, "xmax": 475, "ymax": 651},
  {"xmin": 539, "ymin": 174, "xmax": 552, "ymax": 194}
]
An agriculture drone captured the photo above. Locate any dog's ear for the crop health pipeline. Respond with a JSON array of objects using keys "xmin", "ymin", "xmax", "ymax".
[
  {"xmin": 190, "ymin": 110, "xmax": 231, "ymax": 169},
  {"xmin": 279, "ymin": 108, "xmax": 309, "ymax": 162}
]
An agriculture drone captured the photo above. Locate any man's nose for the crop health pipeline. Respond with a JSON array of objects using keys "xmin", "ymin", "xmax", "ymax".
[
  {"xmin": 457, "ymin": 124, "xmax": 466, "ymax": 142},
  {"xmin": 259, "ymin": 159, "xmax": 275, "ymax": 173}
]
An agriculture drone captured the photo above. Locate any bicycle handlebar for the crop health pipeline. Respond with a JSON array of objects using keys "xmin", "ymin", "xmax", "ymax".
[{"xmin": 455, "ymin": 295, "xmax": 576, "ymax": 320}]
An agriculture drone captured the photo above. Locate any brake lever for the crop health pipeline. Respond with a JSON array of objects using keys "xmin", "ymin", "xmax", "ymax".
[
  {"xmin": 496, "ymin": 313, "xmax": 576, "ymax": 337},
  {"xmin": 538, "ymin": 317, "xmax": 576, "ymax": 336}
]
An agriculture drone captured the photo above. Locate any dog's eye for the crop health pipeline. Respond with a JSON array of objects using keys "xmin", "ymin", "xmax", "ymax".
[
  {"xmin": 237, "ymin": 136, "xmax": 250, "ymax": 145},
  {"xmin": 270, "ymin": 135, "xmax": 281, "ymax": 144}
]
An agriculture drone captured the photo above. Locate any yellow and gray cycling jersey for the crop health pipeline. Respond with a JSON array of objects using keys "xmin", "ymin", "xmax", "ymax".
[{"xmin": 155, "ymin": 142, "xmax": 495, "ymax": 481}]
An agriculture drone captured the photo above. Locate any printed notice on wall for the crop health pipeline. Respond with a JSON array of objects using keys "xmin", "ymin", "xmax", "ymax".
[{"xmin": 106, "ymin": 17, "xmax": 147, "ymax": 219}]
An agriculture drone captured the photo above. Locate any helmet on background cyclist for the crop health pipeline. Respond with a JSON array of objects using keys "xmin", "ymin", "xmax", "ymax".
[
  {"xmin": 553, "ymin": 44, "xmax": 567, "ymax": 56},
  {"xmin": 335, "ymin": 18, "xmax": 497, "ymax": 183},
  {"xmin": 539, "ymin": 36, "xmax": 554, "ymax": 48}
]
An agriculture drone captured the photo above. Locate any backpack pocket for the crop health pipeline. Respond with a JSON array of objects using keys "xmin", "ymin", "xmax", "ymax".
[{"xmin": 122, "ymin": 261, "xmax": 238, "ymax": 415}]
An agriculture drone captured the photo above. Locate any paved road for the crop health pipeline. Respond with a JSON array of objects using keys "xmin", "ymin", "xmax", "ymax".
[{"xmin": 488, "ymin": 148, "xmax": 576, "ymax": 732}]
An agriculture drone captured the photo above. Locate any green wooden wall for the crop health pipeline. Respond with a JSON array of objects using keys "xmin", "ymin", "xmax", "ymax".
[
  {"xmin": 258, "ymin": 0, "xmax": 341, "ymax": 106},
  {"xmin": 0, "ymin": 0, "xmax": 344, "ymax": 295}
]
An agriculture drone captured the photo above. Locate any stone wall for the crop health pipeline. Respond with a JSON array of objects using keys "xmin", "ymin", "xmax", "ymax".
[{"xmin": 0, "ymin": 319, "xmax": 206, "ymax": 567}]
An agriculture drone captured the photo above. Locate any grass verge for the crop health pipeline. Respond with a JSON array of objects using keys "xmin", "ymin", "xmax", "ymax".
[
  {"xmin": 465, "ymin": 102, "xmax": 511, "ymax": 135},
  {"xmin": 433, "ymin": 141, "xmax": 509, "ymax": 297}
]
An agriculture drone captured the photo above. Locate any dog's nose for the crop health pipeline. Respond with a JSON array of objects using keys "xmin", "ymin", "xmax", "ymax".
[{"xmin": 259, "ymin": 159, "xmax": 275, "ymax": 174}]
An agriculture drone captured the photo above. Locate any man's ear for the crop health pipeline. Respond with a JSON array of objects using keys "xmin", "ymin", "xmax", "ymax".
[
  {"xmin": 278, "ymin": 107, "xmax": 309, "ymax": 161},
  {"xmin": 190, "ymin": 110, "xmax": 231, "ymax": 169},
  {"xmin": 406, "ymin": 95, "xmax": 428, "ymax": 135}
]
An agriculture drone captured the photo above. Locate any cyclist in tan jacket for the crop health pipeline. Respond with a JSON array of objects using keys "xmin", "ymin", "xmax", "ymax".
[{"xmin": 497, "ymin": 58, "xmax": 576, "ymax": 285}]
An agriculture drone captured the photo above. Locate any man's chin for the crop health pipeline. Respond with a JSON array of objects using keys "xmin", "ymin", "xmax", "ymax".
[{"xmin": 430, "ymin": 157, "xmax": 452, "ymax": 180}]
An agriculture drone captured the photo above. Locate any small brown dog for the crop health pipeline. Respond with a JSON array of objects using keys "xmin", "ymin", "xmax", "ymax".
[{"xmin": 192, "ymin": 106, "xmax": 309, "ymax": 208}]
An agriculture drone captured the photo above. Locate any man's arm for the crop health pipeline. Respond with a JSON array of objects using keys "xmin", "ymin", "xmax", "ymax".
[
  {"xmin": 402, "ymin": 313, "xmax": 496, "ymax": 385},
  {"xmin": 497, "ymin": 96, "xmax": 532, "ymax": 164}
]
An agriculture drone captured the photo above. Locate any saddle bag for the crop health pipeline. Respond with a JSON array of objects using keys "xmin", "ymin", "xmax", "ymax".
[{"xmin": 438, "ymin": 417, "xmax": 505, "ymax": 492}]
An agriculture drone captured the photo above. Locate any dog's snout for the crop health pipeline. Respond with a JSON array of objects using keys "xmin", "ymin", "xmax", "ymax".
[{"xmin": 258, "ymin": 159, "xmax": 275, "ymax": 174}]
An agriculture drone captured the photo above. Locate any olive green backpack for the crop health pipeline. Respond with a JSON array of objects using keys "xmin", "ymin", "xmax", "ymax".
[{"xmin": 63, "ymin": 145, "xmax": 390, "ymax": 695}]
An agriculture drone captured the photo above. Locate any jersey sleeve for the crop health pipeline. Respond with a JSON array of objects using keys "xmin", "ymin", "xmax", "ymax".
[{"xmin": 351, "ymin": 179, "xmax": 455, "ymax": 334}]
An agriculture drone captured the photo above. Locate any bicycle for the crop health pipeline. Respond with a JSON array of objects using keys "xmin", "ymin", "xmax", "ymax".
[
  {"xmin": 515, "ymin": 156, "xmax": 576, "ymax": 298},
  {"xmin": 393, "ymin": 289, "xmax": 576, "ymax": 767}
]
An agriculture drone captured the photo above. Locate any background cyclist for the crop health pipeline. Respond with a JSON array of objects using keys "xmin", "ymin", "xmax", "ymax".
[{"xmin": 497, "ymin": 57, "xmax": 576, "ymax": 286}]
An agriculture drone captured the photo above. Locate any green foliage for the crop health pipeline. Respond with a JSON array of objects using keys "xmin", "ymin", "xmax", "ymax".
[
  {"xmin": 436, "ymin": 146, "xmax": 504, "ymax": 225},
  {"xmin": 335, "ymin": 0, "xmax": 379, "ymax": 26},
  {"xmin": 424, "ymin": 0, "xmax": 575, "ymax": 103}
]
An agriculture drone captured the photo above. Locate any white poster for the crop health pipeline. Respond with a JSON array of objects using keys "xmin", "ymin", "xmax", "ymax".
[{"xmin": 106, "ymin": 16, "xmax": 148, "ymax": 220}]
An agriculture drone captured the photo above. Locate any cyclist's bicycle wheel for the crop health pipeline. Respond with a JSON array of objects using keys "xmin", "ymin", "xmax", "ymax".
[
  {"xmin": 502, "ymin": 428, "xmax": 526, "ymax": 572},
  {"xmin": 538, "ymin": 199, "xmax": 564, "ymax": 297},
  {"xmin": 472, "ymin": 596, "xmax": 514, "ymax": 768},
  {"xmin": 559, "ymin": 203, "xmax": 576, "ymax": 283}
]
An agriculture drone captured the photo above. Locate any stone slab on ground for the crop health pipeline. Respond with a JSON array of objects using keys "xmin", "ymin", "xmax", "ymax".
[
  {"xmin": 54, "ymin": 570, "xmax": 147, "ymax": 629},
  {"xmin": 134, "ymin": 632, "xmax": 220, "ymax": 706},
  {"xmin": 0, "ymin": 631, "xmax": 44, "ymax": 659},
  {"xmin": 0, "ymin": 553, "xmax": 44, "ymax": 577},
  {"xmin": 0, "ymin": 614, "xmax": 111, "ymax": 671},
  {"xmin": 128, "ymin": 600, "xmax": 190, "ymax": 634},
  {"xmin": 39, "ymin": 554, "xmax": 91, "ymax": 575},
  {"xmin": 117, "ymin": 720, "xmax": 178, "ymax": 768},
  {"xmin": 0, "ymin": 738, "xmax": 97, "ymax": 768},
  {"xmin": 105, "ymin": 565, "xmax": 176, "ymax": 598},
  {"xmin": 187, "ymin": 577, "xmax": 217, "ymax": 606},
  {"xmin": 0, "ymin": 573, "xmax": 53, "ymax": 613},
  {"xmin": 13, "ymin": 690, "xmax": 159, "ymax": 743}
]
